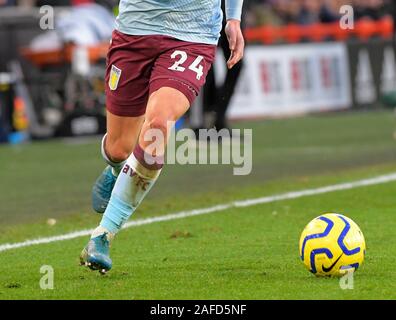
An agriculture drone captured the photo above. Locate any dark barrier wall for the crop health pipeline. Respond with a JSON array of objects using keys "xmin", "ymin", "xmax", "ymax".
[
  {"xmin": 0, "ymin": 8, "xmax": 43, "ymax": 71},
  {"xmin": 0, "ymin": 78, "xmax": 14, "ymax": 142},
  {"xmin": 347, "ymin": 38, "xmax": 396, "ymax": 109}
]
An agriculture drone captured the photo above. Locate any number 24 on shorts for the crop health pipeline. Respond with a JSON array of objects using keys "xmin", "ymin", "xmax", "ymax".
[{"xmin": 168, "ymin": 50, "xmax": 204, "ymax": 80}]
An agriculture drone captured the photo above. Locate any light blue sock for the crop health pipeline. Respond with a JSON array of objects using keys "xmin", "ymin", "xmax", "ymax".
[{"xmin": 100, "ymin": 150, "xmax": 162, "ymax": 234}]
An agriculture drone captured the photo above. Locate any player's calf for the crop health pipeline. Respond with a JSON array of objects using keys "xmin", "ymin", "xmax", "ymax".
[{"xmin": 92, "ymin": 134, "xmax": 129, "ymax": 214}]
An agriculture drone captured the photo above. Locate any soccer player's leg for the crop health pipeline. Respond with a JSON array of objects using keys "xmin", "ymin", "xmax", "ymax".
[
  {"xmin": 90, "ymin": 30, "xmax": 154, "ymax": 214},
  {"xmin": 81, "ymin": 31, "xmax": 156, "ymax": 272},
  {"xmin": 82, "ymin": 37, "xmax": 216, "ymax": 274},
  {"xmin": 92, "ymin": 112, "xmax": 144, "ymax": 213},
  {"xmin": 101, "ymin": 87, "xmax": 189, "ymax": 235},
  {"xmin": 83, "ymin": 113, "xmax": 145, "ymax": 273},
  {"xmin": 82, "ymin": 112, "xmax": 144, "ymax": 272},
  {"xmin": 83, "ymin": 88, "xmax": 189, "ymax": 273}
]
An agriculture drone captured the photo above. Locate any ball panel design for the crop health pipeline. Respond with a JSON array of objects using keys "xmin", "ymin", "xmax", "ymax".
[{"xmin": 299, "ymin": 216, "xmax": 334, "ymax": 260}]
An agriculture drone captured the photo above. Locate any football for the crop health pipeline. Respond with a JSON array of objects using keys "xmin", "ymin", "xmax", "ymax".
[{"xmin": 299, "ymin": 213, "xmax": 366, "ymax": 277}]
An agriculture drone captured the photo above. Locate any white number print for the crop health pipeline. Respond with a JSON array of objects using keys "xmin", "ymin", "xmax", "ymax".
[
  {"xmin": 188, "ymin": 55, "xmax": 204, "ymax": 80},
  {"xmin": 168, "ymin": 50, "xmax": 187, "ymax": 72},
  {"xmin": 168, "ymin": 50, "xmax": 205, "ymax": 80}
]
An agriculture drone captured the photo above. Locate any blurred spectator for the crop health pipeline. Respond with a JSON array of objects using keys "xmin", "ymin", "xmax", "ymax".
[
  {"xmin": 0, "ymin": 0, "xmax": 16, "ymax": 6},
  {"xmin": 353, "ymin": 0, "xmax": 389, "ymax": 21},
  {"xmin": 393, "ymin": 0, "xmax": 396, "ymax": 34},
  {"xmin": 201, "ymin": 2, "xmax": 246, "ymax": 133},
  {"xmin": 3, "ymin": 0, "xmax": 393, "ymax": 26},
  {"xmin": 244, "ymin": 0, "xmax": 393, "ymax": 27},
  {"xmin": 297, "ymin": 0, "xmax": 322, "ymax": 25},
  {"xmin": 35, "ymin": 0, "xmax": 71, "ymax": 6},
  {"xmin": 29, "ymin": 3, "xmax": 114, "ymax": 50},
  {"xmin": 319, "ymin": 0, "xmax": 344, "ymax": 23}
]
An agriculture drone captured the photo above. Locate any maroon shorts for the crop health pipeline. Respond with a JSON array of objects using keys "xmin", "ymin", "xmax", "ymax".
[{"xmin": 105, "ymin": 30, "xmax": 217, "ymax": 117}]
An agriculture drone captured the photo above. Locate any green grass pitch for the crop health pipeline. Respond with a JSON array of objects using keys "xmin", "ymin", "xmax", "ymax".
[{"xmin": 0, "ymin": 110, "xmax": 396, "ymax": 299}]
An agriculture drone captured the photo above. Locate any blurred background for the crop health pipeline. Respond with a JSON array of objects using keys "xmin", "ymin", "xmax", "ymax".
[{"xmin": 0, "ymin": 0, "xmax": 395, "ymax": 141}]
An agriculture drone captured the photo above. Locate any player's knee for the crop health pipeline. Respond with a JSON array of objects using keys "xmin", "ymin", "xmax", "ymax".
[
  {"xmin": 144, "ymin": 91, "xmax": 186, "ymax": 140},
  {"xmin": 146, "ymin": 115, "xmax": 169, "ymax": 137},
  {"xmin": 106, "ymin": 141, "xmax": 133, "ymax": 163},
  {"xmin": 148, "ymin": 90, "xmax": 186, "ymax": 121}
]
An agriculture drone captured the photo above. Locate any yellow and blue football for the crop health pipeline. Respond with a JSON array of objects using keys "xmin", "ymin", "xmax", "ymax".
[{"xmin": 299, "ymin": 213, "xmax": 366, "ymax": 277}]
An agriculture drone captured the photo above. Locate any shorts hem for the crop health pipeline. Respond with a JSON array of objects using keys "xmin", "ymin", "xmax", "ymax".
[
  {"xmin": 149, "ymin": 78, "xmax": 197, "ymax": 106},
  {"xmin": 106, "ymin": 99, "xmax": 147, "ymax": 117}
]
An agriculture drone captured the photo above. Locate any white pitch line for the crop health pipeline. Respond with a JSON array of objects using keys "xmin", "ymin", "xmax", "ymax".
[{"xmin": 1, "ymin": 172, "xmax": 396, "ymax": 253}]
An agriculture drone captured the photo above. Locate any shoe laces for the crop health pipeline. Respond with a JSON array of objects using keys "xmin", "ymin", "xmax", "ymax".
[{"xmin": 100, "ymin": 232, "xmax": 114, "ymax": 247}]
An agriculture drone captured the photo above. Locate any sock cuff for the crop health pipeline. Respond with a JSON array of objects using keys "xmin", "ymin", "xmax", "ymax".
[
  {"xmin": 133, "ymin": 143, "xmax": 164, "ymax": 171},
  {"xmin": 127, "ymin": 153, "xmax": 162, "ymax": 180},
  {"xmin": 91, "ymin": 226, "xmax": 115, "ymax": 241}
]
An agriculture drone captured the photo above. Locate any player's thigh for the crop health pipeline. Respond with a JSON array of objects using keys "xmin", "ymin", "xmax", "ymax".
[
  {"xmin": 149, "ymin": 37, "xmax": 217, "ymax": 113},
  {"xmin": 106, "ymin": 31, "xmax": 161, "ymax": 118},
  {"xmin": 104, "ymin": 31, "xmax": 158, "ymax": 159},
  {"xmin": 138, "ymin": 88, "xmax": 189, "ymax": 152},
  {"xmin": 146, "ymin": 87, "xmax": 190, "ymax": 123},
  {"xmin": 106, "ymin": 111, "xmax": 145, "ymax": 161},
  {"xmin": 106, "ymin": 31, "xmax": 154, "ymax": 116}
]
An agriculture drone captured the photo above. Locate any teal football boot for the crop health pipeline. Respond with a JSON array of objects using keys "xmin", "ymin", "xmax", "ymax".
[
  {"xmin": 80, "ymin": 233, "xmax": 113, "ymax": 274},
  {"xmin": 92, "ymin": 166, "xmax": 117, "ymax": 214}
]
